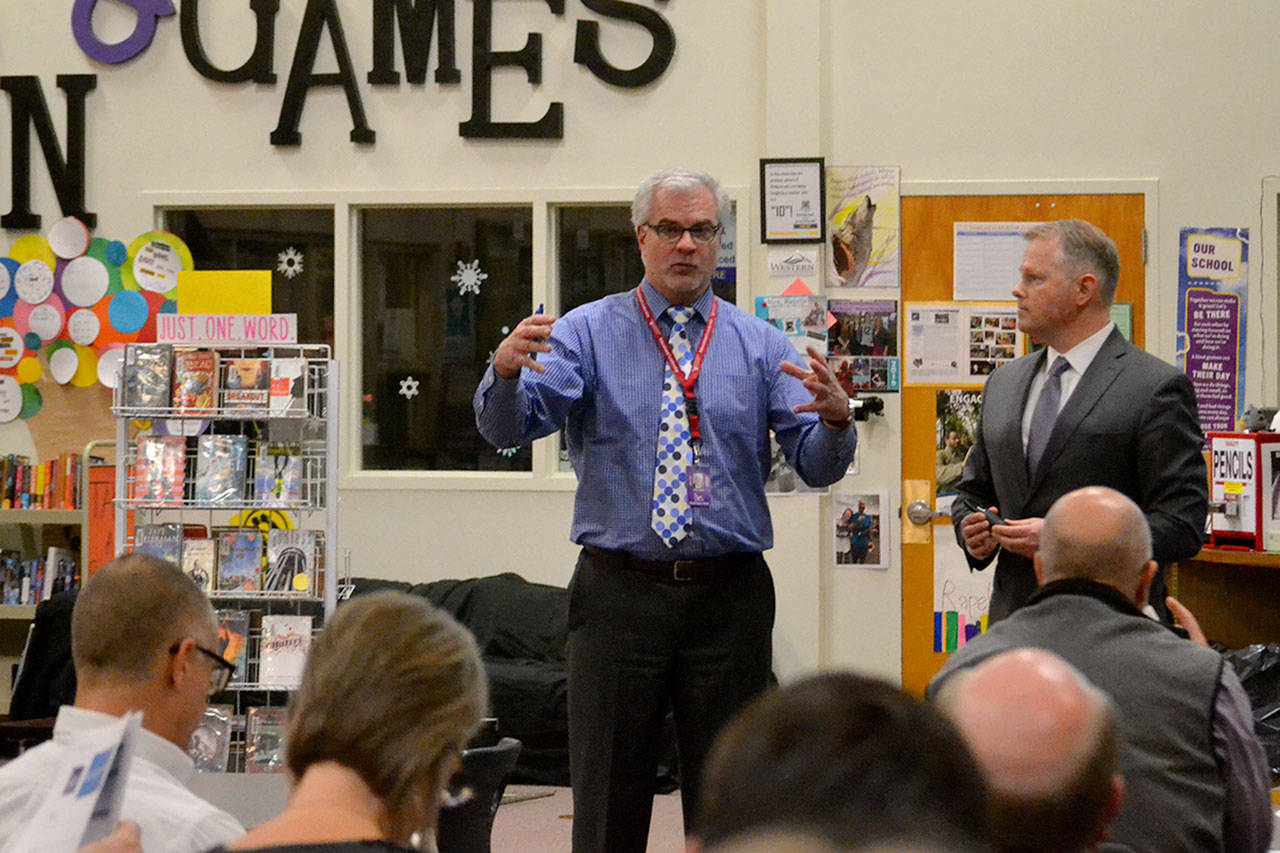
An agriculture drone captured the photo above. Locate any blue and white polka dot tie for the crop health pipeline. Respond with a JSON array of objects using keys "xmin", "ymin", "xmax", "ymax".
[{"xmin": 652, "ymin": 306, "xmax": 695, "ymax": 546}]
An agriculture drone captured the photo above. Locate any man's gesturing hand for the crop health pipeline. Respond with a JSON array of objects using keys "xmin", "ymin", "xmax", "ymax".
[
  {"xmin": 781, "ymin": 345, "xmax": 852, "ymax": 426},
  {"xmin": 493, "ymin": 313, "xmax": 556, "ymax": 380}
]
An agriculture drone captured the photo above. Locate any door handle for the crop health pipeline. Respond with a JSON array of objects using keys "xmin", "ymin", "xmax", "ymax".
[{"xmin": 905, "ymin": 499, "xmax": 949, "ymax": 526}]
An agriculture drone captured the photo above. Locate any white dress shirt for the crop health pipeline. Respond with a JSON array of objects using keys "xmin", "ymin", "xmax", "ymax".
[
  {"xmin": 0, "ymin": 706, "xmax": 244, "ymax": 853},
  {"xmin": 1020, "ymin": 322, "xmax": 1116, "ymax": 450}
]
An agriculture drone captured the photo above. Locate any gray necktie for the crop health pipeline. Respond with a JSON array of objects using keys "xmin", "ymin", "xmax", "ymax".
[{"xmin": 1026, "ymin": 356, "xmax": 1070, "ymax": 476}]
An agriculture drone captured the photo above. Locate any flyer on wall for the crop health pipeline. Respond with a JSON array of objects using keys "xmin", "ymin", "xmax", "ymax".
[
  {"xmin": 825, "ymin": 166, "xmax": 901, "ymax": 289},
  {"xmin": 755, "ymin": 294, "xmax": 828, "ymax": 355},
  {"xmin": 1176, "ymin": 227, "xmax": 1247, "ymax": 437},
  {"xmin": 935, "ymin": 388, "xmax": 982, "ymax": 510},
  {"xmin": 903, "ymin": 303, "xmax": 1021, "ymax": 385},
  {"xmin": 952, "ymin": 222, "xmax": 1035, "ymax": 301},
  {"xmin": 828, "ymin": 299, "xmax": 900, "ymax": 393}
]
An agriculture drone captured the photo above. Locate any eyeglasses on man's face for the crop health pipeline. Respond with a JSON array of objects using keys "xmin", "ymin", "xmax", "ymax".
[
  {"xmin": 643, "ymin": 221, "xmax": 723, "ymax": 245},
  {"xmin": 171, "ymin": 640, "xmax": 237, "ymax": 695}
]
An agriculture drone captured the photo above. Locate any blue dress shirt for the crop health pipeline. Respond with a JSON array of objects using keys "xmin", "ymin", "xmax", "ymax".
[{"xmin": 474, "ymin": 280, "xmax": 857, "ymax": 561}]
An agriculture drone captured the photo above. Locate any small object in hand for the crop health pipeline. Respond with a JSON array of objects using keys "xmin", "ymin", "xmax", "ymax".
[{"xmin": 984, "ymin": 508, "xmax": 1007, "ymax": 528}]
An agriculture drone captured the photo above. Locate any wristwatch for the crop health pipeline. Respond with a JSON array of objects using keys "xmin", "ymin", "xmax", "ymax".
[{"xmin": 822, "ymin": 397, "xmax": 856, "ymax": 430}]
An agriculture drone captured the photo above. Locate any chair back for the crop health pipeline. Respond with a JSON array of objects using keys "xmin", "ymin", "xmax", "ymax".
[{"xmin": 436, "ymin": 736, "xmax": 522, "ymax": 853}]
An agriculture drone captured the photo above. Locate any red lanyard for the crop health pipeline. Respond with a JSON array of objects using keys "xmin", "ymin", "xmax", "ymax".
[{"xmin": 636, "ymin": 287, "xmax": 718, "ymax": 444}]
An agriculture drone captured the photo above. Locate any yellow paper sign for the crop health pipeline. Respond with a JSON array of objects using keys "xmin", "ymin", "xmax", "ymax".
[{"xmin": 177, "ymin": 270, "xmax": 272, "ymax": 314}]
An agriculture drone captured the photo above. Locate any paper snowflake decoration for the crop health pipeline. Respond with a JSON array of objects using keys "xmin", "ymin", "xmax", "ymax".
[
  {"xmin": 276, "ymin": 246, "xmax": 304, "ymax": 279},
  {"xmin": 398, "ymin": 376, "xmax": 420, "ymax": 400},
  {"xmin": 498, "ymin": 447, "xmax": 519, "ymax": 458},
  {"xmin": 451, "ymin": 259, "xmax": 488, "ymax": 296}
]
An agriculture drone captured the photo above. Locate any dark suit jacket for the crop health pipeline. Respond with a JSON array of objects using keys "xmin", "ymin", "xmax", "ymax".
[{"xmin": 951, "ymin": 328, "xmax": 1207, "ymax": 622}]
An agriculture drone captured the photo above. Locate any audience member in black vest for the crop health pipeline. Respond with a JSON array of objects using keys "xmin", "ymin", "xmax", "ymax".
[{"xmin": 929, "ymin": 486, "xmax": 1271, "ymax": 853}]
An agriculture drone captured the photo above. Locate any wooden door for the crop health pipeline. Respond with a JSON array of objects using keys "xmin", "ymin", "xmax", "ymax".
[{"xmin": 900, "ymin": 194, "xmax": 1147, "ymax": 695}]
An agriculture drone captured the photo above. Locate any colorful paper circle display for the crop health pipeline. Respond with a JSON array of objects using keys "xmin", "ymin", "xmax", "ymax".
[
  {"xmin": 48, "ymin": 342, "xmax": 80, "ymax": 385},
  {"xmin": 27, "ymin": 301, "xmax": 65, "ymax": 342},
  {"xmin": 0, "ymin": 375, "xmax": 21, "ymax": 422},
  {"xmin": 96, "ymin": 343, "xmax": 125, "ymax": 388},
  {"xmin": 18, "ymin": 383, "xmax": 42, "ymax": 419},
  {"xmin": 107, "ymin": 290, "xmax": 148, "ymax": 334},
  {"xmin": 124, "ymin": 231, "xmax": 193, "ymax": 296},
  {"xmin": 67, "ymin": 308, "xmax": 101, "ymax": 346},
  {"xmin": 15, "ymin": 357, "xmax": 41, "ymax": 384},
  {"xmin": 0, "ymin": 258, "xmax": 12, "ymax": 300},
  {"xmin": 48, "ymin": 216, "xmax": 91, "ymax": 260},
  {"xmin": 13, "ymin": 295, "xmax": 66, "ymax": 342},
  {"xmin": 84, "ymin": 239, "xmax": 124, "ymax": 294},
  {"xmin": 14, "ymin": 259, "xmax": 54, "ymax": 305},
  {"xmin": 60, "ymin": 255, "xmax": 110, "ymax": 306},
  {"xmin": 8, "ymin": 235, "xmax": 55, "ymax": 269},
  {"xmin": 70, "ymin": 344, "xmax": 99, "ymax": 388},
  {"xmin": 0, "ymin": 327, "xmax": 23, "ymax": 369}
]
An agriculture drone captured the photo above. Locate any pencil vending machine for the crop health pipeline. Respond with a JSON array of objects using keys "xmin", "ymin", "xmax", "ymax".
[{"xmin": 1207, "ymin": 432, "xmax": 1280, "ymax": 551}]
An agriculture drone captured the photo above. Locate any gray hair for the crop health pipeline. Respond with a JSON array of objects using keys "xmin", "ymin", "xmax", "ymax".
[
  {"xmin": 1024, "ymin": 219, "xmax": 1121, "ymax": 306},
  {"xmin": 631, "ymin": 168, "xmax": 731, "ymax": 228}
]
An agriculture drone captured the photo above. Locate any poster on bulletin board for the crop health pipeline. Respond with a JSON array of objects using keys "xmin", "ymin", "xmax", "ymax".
[{"xmin": 1176, "ymin": 227, "xmax": 1247, "ymax": 436}]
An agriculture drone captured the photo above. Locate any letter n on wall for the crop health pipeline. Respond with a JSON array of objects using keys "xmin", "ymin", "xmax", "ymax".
[{"xmin": 2, "ymin": 74, "xmax": 98, "ymax": 230}]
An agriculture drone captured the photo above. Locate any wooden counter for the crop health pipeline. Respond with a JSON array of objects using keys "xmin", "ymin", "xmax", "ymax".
[{"xmin": 1171, "ymin": 549, "xmax": 1280, "ymax": 649}]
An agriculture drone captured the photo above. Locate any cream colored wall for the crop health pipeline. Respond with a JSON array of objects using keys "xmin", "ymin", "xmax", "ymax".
[{"xmin": 4, "ymin": 1, "xmax": 1279, "ymax": 684}]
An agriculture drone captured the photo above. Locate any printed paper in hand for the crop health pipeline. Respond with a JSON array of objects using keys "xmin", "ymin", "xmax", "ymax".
[{"xmin": 4, "ymin": 711, "xmax": 141, "ymax": 852}]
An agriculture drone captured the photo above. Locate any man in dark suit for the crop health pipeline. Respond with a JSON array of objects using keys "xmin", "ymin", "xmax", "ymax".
[{"xmin": 951, "ymin": 219, "xmax": 1207, "ymax": 623}]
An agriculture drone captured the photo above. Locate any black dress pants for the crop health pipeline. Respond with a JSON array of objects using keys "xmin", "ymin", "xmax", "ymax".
[{"xmin": 566, "ymin": 548, "xmax": 774, "ymax": 853}]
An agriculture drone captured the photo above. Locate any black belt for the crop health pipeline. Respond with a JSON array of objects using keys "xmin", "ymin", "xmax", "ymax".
[{"xmin": 584, "ymin": 546, "xmax": 756, "ymax": 583}]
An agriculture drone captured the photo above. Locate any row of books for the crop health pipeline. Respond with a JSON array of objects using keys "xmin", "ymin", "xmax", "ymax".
[
  {"xmin": 189, "ymin": 704, "xmax": 288, "ymax": 774},
  {"xmin": 133, "ymin": 525, "xmax": 319, "ymax": 596},
  {"xmin": 212, "ymin": 610, "xmax": 313, "ymax": 690},
  {"xmin": 0, "ymin": 547, "xmax": 79, "ymax": 605},
  {"xmin": 0, "ymin": 452, "xmax": 85, "ymax": 510},
  {"xmin": 133, "ymin": 436, "xmax": 303, "ymax": 506},
  {"xmin": 123, "ymin": 344, "xmax": 307, "ymax": 415}
]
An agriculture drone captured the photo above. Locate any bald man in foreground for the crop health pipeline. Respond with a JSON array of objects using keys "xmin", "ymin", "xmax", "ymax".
[
  {"xmin": 937, "ymin": 649, "xmax": 1124, "ymax": 852},
  {"xmin": 928, "ymin": 486, "xmax": 1271, "ymax": 853}
]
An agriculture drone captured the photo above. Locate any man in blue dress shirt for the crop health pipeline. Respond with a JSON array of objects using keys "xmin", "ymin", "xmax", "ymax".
[{"xmin": 474, "ymin": 168, "xmax": 857, "ymax": 853}]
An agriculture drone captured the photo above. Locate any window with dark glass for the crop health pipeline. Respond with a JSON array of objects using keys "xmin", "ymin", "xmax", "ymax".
[{"xmin": 359, "ymin": 207, "xmax": 533, "ymax": 471}]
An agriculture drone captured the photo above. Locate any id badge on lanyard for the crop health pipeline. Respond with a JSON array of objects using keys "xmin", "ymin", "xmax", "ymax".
[{"xmin": 637, "ymin": 289, "xmax": 717, "ymax": 507}]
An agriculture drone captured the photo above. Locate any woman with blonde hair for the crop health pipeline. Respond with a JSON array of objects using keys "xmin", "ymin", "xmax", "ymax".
[{"xmin": 213, "ymin": 591, "xmax": 488, "ymax": 852}]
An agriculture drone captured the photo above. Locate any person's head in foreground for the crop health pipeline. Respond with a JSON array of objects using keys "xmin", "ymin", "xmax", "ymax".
[
  {"xmin": 690, "ymin": 672, "xmax": 991, "ymax": 851},
  {"xmin": 1034, "ymin": 485, "xmax": 1156, "ymax": 607},
  {"xmin": 73, "ymin": 552, "xmax": 223, "ymax": 749},
  {"xmin": 228, "ymin": 591, "xmax": 487, "ymax": 850},
  {"xmin": 936, "ymin": 648, "xmax": 1123, "ymax": 853}
]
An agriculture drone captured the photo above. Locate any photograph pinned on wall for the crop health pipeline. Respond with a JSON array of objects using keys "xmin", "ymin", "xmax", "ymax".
[
  {"xmin": 935, "ymin": 388, "xmax": 983, "ymax": 512},
  {"xmin": 829, "ymin": 299, "xmax": 900, "ymax": 392},
  {"xmin": 966, "ymin": 307, "xmax": 1022, "ymax": 378},
  {"xmin": 755, "ymin": 294, "xmax": 828, "ymax": 355},
  {"xmin": 829, "ymin": 355, "xmax": 899, "ymax": 395},
  {"xmin": 833, "ymin": 491, "xmax": 887, "ymax": 569},
  {"xmin": 764, "ymin": 432, "xmax": 828, "ymax": 495},
  {"xmin": 825, "ymin": 166, "xmax": 900, "ymax": 289}
]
